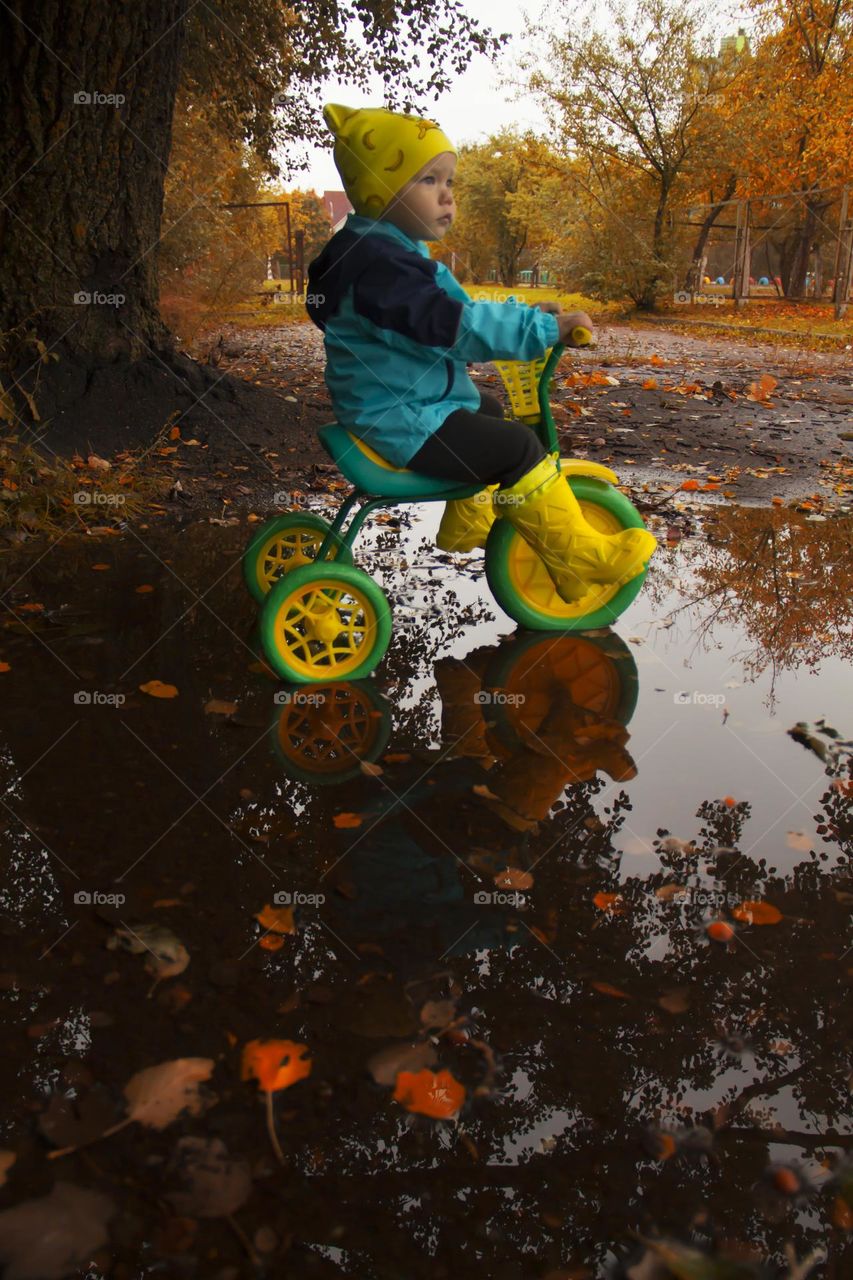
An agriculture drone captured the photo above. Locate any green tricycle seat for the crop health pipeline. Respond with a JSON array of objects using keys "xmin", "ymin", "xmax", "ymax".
[{"xmin": 318, "ymin": 423, "xmax": 479, "ymax": 501}]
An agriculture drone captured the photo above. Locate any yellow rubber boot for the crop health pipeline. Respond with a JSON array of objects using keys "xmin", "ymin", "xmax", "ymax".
[
  {"xmin": 493, "ymin": 457, "xmax": 657, "ymax": 603},
  {"xmin": 436, "ymin": 487, "xmax": 498, "ymax": 552}
]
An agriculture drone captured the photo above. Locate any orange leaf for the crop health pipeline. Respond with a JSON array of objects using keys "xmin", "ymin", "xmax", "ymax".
[
  {"xmin": 650, "ymin": 354, "xmax": 665, "ymax": 366},
  {"xmin": 680, "ymin": 479, "xmax": 699, "ymax": 491},
  {"xmin": 731, "ymin": 900, "xmax": 782, "ymax": 926},
  {"xmin": 0, "ymin": 662, "xmax": 9, "ymax": 673},
  {"xmin": 590, "ymin": 980, "xmax": 630, "ymax": 999},
  {"xmin": 91, "ymin": 563, "xmax": 110, "ymax": 571},
  {"xmin": 259, "ymin": 934, "xmax": 284, "ymax": 952},
  {"xmin": 255, "ymin": 904, "xmax": 296, "ymax": 935},
  {"xmin": 139, "ymin": 680, "xmax": 179, "ymax": 699},
  {"xmin": 333, "ymin": 812, "xmax": 362, "ymax": 829},
  {"xmin": 135, "ymin": 584, "xmax": 155, "ymax": 594},
  {"xmin": 383, "ymin": 752, "xmax": 411, "ymax": 764},
  {"xmin": 241, "ymin": 1039, "xmax": 312, "ymax": 1092},
  {"xmin": 642, "ymin": 378, "xmax": 658, "ymax": 390},
  {"xmin": 169, "ymin": 426, "xmax": 181, "ymax": 440},
  {"xmin": 593, "ymin": 891, "xmax": 625, "ymax": 914},
  {"xmin": 771, "ymin": 497, "xmax": 784, "ymax": 506},
  {"xmin": 494, "ymin": 867, "xmax": 533, "ymax": 891},
  {"xmin": 706, "ymin": 920, "xmax": 735, "ymax": 943},
  {"xmin": 393, "ymin": 1068, "xmax": 465, "ymax": 1119},
  {"xmin": 723, "ymin": 796, "xmax": 736, "ymax": 807}
]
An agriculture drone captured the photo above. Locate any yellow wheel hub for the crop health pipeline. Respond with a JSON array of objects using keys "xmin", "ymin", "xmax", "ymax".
[
  {"xmin": 261, "ymin": 529, "xmax": 337, "ymax": 591},
  {"xmin": 271, "ymin": 578, "xmax": 379, "ymax": 680}
]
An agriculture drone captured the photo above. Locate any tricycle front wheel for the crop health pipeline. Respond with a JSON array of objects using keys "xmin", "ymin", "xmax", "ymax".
[{"xmin": 243, "ymin": 512, "xmax": 352, "ymax": 604}]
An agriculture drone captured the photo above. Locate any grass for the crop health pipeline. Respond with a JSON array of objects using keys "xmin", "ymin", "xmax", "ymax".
[
  {"xmin": 646, "ymin": 298, "xmax": 853, "ymax": 351},
  {"xmin": 0, "ymin": 426, "xmax": 173, "ymax": 545}
]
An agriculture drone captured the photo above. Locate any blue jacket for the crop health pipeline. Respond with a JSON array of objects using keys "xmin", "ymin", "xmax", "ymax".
[{"xmin": 306, "ymin": 213, "xmax": 560, "ymax": 467}]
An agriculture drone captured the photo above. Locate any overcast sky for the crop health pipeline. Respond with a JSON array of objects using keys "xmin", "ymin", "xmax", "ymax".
[{"xmin": 284, "ymin": 0, "xmax": 752, "ymax": 194}]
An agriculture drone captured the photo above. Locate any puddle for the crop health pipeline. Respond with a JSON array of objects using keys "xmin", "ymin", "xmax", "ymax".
[{"xmin": 0, "ymin": 503, "xmax": 851, "ymax": 1277}]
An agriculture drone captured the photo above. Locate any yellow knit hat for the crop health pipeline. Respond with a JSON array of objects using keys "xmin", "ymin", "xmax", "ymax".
[{"xmin": 323, "ymin": 102, "xmax": 456, "ymax": 219}]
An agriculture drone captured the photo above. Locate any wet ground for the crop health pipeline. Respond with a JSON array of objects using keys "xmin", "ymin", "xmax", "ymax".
[
  {"xmin": 35, "ymin": 320, "xmax": 851, "ymax": 522},
  {"xmin": 0, "ymin": 495, "xmax": 852, "ymax": 1278}
]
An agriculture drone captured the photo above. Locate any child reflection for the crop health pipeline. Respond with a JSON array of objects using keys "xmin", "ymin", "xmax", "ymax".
[{"xmin": 271, "ymin": 632, "xmax": 638, "ymax": 973}]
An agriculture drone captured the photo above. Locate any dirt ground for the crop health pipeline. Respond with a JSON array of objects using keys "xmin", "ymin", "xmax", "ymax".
[{"xmin": 33, "ymin": 319, "xmax": 853, "ymax": 520}]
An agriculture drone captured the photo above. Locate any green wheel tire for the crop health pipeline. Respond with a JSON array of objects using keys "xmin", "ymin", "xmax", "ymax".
[
  {"xmin": 484, "ymin": 477, "xmax": 649, "ymax": 632},
  {"xmin": 243, "ymin": 513, "xmax": 352, "ymax": 604},
  {"xmin": 259, "ymin": 561, "xmax": 392, "ymax": 684}
]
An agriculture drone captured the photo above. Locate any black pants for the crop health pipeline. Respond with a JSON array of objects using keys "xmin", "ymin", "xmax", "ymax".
[{"xmin": 407, "ymin": 391, "xmax": 546, "ymax": 488}]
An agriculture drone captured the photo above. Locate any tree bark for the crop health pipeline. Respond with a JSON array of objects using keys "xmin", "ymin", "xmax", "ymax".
[
  {"xmin": 0, "ymin": 0, "xmax": 207, "ymax": 429},
  {"xmin": 684, "ymin": 173, "xmax": 738, "ymax": 291}
]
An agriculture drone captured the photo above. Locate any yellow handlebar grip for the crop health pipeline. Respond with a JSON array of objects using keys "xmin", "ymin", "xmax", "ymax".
[{"xmin": 571, "ymin": 325, "xmax": 593, "ymax": 347}]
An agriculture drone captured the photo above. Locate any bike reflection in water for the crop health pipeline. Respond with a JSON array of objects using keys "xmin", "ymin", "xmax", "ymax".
[{"xmin": 269, "ymin": 630, "xmax": 638, "ymax": 978}]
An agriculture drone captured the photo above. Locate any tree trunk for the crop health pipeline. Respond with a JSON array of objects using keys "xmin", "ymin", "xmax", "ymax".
[
  {"xmin": 684, "ymin": 174, "xmax": 737, "ymax": 290},
  {"xmin": 785, "ymin": 198, "xmax": 831, "ymax": 299},
  {"xmin": 0, "ymin": 0, "xmax": 221, "ymax": 434}
]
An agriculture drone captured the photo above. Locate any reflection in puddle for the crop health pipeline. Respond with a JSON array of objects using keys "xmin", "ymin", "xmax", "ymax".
[{"xmin": 0, "ymin": 505, "xmax": 851, "ymax": 1275}]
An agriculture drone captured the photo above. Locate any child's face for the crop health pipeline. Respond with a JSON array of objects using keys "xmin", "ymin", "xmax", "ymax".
[{"xmin": 379, "ymin": 151, "xmax": 456, "ymax": 242}]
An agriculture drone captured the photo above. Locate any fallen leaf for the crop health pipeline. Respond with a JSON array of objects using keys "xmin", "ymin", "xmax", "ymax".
[
  {"xmin": 255, "ymin": 904, "xmax": 296, "ymax": 935},
  {"xmin": 204, "ymin": 698, "xmax": 238, "ymax": 717},
  {"xmin": 166, "ymin": 1136, "xmax": 251, "ymax": 1218},
  {"xmin": 333, "ymin": 812, "xmax": 362, "ymax": 829},
  {"xmin": 493, "ymin": 867, "xmax": 533, "ymax": 891},
  {"xmin": 106, "ymin": 923, "xmax": 190, "ymax": 993},
  {"xmin": 658, "ymin": 988, "xmax": 691, "ymax": 1014},
  {"xmin": 393, "ymin": 1068, "xmax": 465, "ymax": 1119},
  {"xmin": 593, "ymin": 891, "xmax": 625, "ymax": 914},
  {"xmin": 590, "ymin": 980, "xmax": 630, "ymax": 999},
  {"xmin": 124, "ymin": 1058, "xmax": 216, "ymax": 1130},
  {"xmin": 706, "ymin": 920, "xmax": 735, "ymax": 943},
  {"xmin": 731, "ymin": 900, "xmax": 783, "ymax": 925},
  {"xmin": 367, "ymin": 1040, "xmax": 438, "ymax": 1087},
  {"xmin": 139, "ymin": 679, "xmax": 179, "ymax": 699},
  {"xmin": 0, "ymin": 1151, "xmax": 14, "ymax": 1186},
  {"xmin": 0, "ymin": 1182, "xmax": 114, "ymax": 1280},
  {"xmin": 241, "ymin": 1039, "xmax": 312, "ymax": 1092},
  {"xmin": 135, "ymin": 584, "xmax": 155, "ymax": 593}
]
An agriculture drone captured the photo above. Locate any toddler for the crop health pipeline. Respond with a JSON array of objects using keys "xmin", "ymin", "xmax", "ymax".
[{"xmin": 306, "ymin": 103, "xmax": 656, "ymax": 603}]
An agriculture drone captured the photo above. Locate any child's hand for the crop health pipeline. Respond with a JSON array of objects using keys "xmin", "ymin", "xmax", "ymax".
[{"xmin": 557, "ymin": 310, "xmax": 596, "ymax": 347}]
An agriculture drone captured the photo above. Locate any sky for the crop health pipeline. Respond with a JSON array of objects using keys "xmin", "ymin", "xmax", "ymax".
[{"xmin": 283, "ymin": 0, "xmax": 751, "ymax": 195}]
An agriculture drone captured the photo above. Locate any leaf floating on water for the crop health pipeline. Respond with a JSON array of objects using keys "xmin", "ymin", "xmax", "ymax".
[
  {"xmin": 0, "ymin": 1182, "xmax": 114, "ymax": 1280},
  {"xmin": 139, "ymin": 679, "xmax": 179, "ymax": 699},
  {"xmin": 0, "ymin": 1151, "xmax": 14, "ymax": 1186},
  {"xmin": 367, "ymin": 1040, "xmax": 437, "ymax": 1087},
  {"xmin": 204, "ymin": 698, "xmax": 238, "ymax": 717},
  {"xmin": 392, "ymin": 1068, "xmax": 465, "ymax": 1119},
  {"xmin": 706, "ymin": 920, "xmax": 735, "ymax": 943},
  {"xmin": 241, "ymin": 1040, "xmax": 312, "ymax": 1093},
  {"xmin": 106, "ymin": 923, "xmax": 190, "ymax": 995},
  {"xmin": 658, "ymin": 988, "xmax": 691, "ymax": 1014},
  {"xmin": 731, "ymin": 900, "xmax": 783, "ymax": 926},
  {"xmin": 124, "ymin": 1058, "xmax": 216, "ymax": 1130},
  {"xmin": 38, "ymin": 1086, "xmax": 120, "ymax": 1150},
  {"xmin": 590, "ymin": 980, "xmax": 630, "ymax": 999},
  {"xmin": 166, "ymin": 1136, "xmax": 251, "ymax": 1218},
  {"xmin": 359, "ymin": 760, "xmax": 384, "ymax": 777},
  {"xmin": 472, "ymin": 784, "xmax": 501, "ymax": 801},
  {"xmin": 593, "ymin": 891, "xmax": 626, "ymax": 914},
  {"xmin": 333, "ymin": 812, "xmax": 363, "ymax": 829},
  {"xmin": 493, "ymin": 867, "xmax": 533, "ymax": 891},
  {"xmin": 255, "ymin": 904, "xmax": 296, "ymax": 935}
]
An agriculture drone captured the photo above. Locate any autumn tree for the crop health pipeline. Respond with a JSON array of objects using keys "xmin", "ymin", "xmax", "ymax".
[
  {"xmin": 520, "ymin": 0, "xmax": 743, "ymax": 307},
  {"xmin": 728, "ymin": 0, "xmax": 853, "ymax": 298},
  {"xmin": 0, "ymin": 0, "xmax": 506, "ymax": 434}
]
